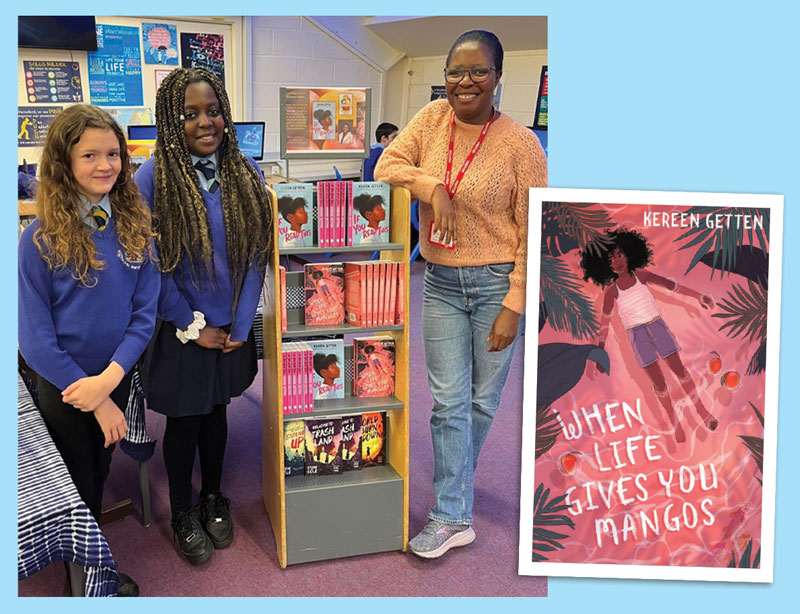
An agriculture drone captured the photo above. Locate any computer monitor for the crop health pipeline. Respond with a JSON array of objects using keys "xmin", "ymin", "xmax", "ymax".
[
  {"xmin": 233, "ymin": 122, "xmax": 265, "ymax": 161},
  {"xmin": 127, "ymin": 125, "xmax": 158, "ymax": 141}
]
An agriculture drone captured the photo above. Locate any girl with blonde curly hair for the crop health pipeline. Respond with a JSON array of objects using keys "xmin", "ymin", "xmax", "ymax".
[{"xmin": 19, "ymin": 103, "xmax": 159, "ymax": 596}]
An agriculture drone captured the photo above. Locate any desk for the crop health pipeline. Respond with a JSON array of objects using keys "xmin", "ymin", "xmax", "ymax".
[{"xmin": 17, "ymin": 375, "xmax": 120, "ymax": 597}]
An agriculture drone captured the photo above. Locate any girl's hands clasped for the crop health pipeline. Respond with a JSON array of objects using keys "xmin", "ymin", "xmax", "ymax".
[
  {"xmin": 93, "ymin": 397, "xmax": 128, "ymax": 448},
  {"xmin": 193, "ymin": 325, "xmax": 228, "ymax": 349}
]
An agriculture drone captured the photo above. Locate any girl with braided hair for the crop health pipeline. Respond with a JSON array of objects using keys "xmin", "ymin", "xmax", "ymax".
[{"xmin": 135, "ymin": 67, "xmax": 273, "ymax": 565}]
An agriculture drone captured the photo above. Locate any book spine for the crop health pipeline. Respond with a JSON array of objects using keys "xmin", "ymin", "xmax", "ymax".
[
  {"xmin": 388, "ymin": 262, "xmax": 397, "ymax": 329},
  {"xmin": 396, "ymin": 262, "xmax": 405, "ymax": 325}
]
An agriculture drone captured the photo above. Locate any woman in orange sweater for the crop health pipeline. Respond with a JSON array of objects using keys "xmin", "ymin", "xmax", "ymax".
[{"xmin": 375, "ymin": 30, "xmax": 547, "ymax": 558}]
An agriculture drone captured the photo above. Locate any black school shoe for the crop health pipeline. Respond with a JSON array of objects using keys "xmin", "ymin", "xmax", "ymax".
[
  {"xmin": 171, "ymin": 510, "xmax": 214, "ymax": 565},
  {"xmin": 199, "ymin": 492, "xmax": 234, "ymax": 549},
  {"xmin": 116, "ymin": 572, "xmax": 139, "ymax": 597}
]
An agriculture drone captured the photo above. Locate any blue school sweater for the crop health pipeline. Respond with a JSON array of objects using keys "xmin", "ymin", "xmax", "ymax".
[
  {"xmin": 18, "ymin": 218, "xmax": 160, "ymax": 391},
  {"xmin": 134, "ymin": 157, "xmax": 265, "ymax": 342}
]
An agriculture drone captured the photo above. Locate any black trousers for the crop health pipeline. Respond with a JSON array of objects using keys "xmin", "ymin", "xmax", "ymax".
[
  {"xmin": 36, "ymin": 372, "xmax": 133, "ymax": 522},
  {"xmin": 163, "ymin": 404, "xmax": 228, "ymax": 516}
]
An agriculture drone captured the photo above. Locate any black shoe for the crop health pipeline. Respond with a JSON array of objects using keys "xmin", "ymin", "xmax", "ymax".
[
  {"xmin": 199, "ymin": 492, "xmax": 234, "ymax": 549},
  {"xmin": 171, "ymin": 510, "xmax": 214, "ymax": 565},
  {"xmin": 116, "ymin": 572, "xmax": 139, "ymax": 597}
]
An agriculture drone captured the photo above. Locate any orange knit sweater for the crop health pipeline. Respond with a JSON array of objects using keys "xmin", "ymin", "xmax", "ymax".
[{"xmin": 374, "ymin": 99, "xmax": 547, "ymax": 314}]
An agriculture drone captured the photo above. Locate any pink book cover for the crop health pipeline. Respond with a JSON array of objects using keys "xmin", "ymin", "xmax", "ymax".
[
  {"xmin": 370, "ymin": 262, "xmax": 379, "ymax": 328},
  {"xmin": 294, "ymin": 342, "xmax": 303, "ymax": 413},
  {"xmin": 395, "ymin": 262, "xmax": 405, "ymax": 325},
  {"xmin": 304, "ymin": 263, "xmax": 345, "ymax": 326},
  {"xmin": 281, "ymin": 345, "xmax": 291, "ymax": 414},
  {"xmin": 280, "ymin": 266, "xmax": 287, "ymax": 333},
  {"xmin": 337, "ymin": 181, "xmax": 345, "ymax": 247},
  {"xmin": 354, "ymin": 336, "xmax": 396, "ymax": 398},
  {"xmin": 365, "ymin": 262, "xmax": 373, "ymax": 327},
  {"xmin": 305, "ymin": 343, "xmax": 315, "ymax": 413},
  {"xmin": 316, "ymin": 182, "xmax": 324, "ymax": 248},
  {"xmin": 347, "ymin": 181, "xmax": 354, "ymax": 246},
  {"xmin": 377, "ymin": 262, "xmax": 387, "ymax": 326},
  {"xmin": 520, "ymin": 189, "xmax": 782, "ymax": 582},
  {"xmin": 344, "ymin": 261, "xmax": 367, "ymax": 327},
  {"xmin": 320, "ymin": 181, "xmax": 329, "ymax": 248},
  {"xmin": 289, "ymin": 343, "xmax": 298, "ymax": 414},
  {"xmin": 387, "ymin": 262, "xmax": 398, "ymax": 327}
]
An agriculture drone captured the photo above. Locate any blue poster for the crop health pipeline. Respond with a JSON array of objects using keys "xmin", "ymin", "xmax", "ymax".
[
  {"xmin": 18, "ymin": 106, "xmax": 62, "ymax": 147},
  {"xmin": 88, "ymin": 24, "xmax": 143, "ymax": 106},
  {"xmin": 142, "ymin": 23, "xmax": 178, "ymax": 65}
]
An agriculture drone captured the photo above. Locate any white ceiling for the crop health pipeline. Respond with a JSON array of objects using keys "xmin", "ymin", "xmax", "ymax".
[{"xmin": 364, "ymin": 16, "xmax": 547, "ymax": 58}]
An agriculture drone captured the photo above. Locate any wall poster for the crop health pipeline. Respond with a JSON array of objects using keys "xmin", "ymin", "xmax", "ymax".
[
  {"xmin": 22, "ymin": 61, "xmax": 83, "ymax": 104},
  {"xmin": 88, "ymin": 24, "xmax": 143, "ymax": 106},
  {"xmin": 180, "ymin": 32, "xmax": 225, "ymax": 81}
]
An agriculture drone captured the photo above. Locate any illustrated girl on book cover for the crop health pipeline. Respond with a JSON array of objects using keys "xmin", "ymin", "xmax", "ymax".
[
  {"xmin": 355, "ymin": 340, "xmax": 395, "ymax": 397},
  {"xmin": 580, "ymin": 228, "xmax": 719, "ymax": 443},
  {"xmin": 277, "ymin": 195, "xmax": 312, "ymax": 247},
  {"xmin": 304, "ymin": 264, "xmax": 345, "ymax": 325}
]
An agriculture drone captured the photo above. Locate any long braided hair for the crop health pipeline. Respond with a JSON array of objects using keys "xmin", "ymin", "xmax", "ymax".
[
  {"xmin": 34, "ymin": 104, "xmax": 155, "ymax": 287},
  {"xmin": 152, "ymin": 67, "xmax": 272, "ymax": 317}
]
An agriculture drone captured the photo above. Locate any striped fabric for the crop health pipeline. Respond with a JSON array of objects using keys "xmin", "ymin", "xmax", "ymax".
[{"xmin": 17, "ymin": 375, "xmax": 119, "ymax": 597}]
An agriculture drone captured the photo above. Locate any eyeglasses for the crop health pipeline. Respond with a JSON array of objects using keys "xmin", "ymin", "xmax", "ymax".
[{"xmin": 444, "ymin": 67, "xmax": 496, "ymax": 84}]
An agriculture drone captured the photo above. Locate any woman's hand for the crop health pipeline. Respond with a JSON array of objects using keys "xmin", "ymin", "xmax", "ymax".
[
  {"xmin": 431, "ymin": 184, "xmax": 456, "ymax": 246},
  {"xmin": 93, "ymin": 398, "xmax": 128, "ymax": 448},
  {"xmin": 487, "ymin": 307, "xmax": 521, "ymax": 352},
  {"xmin": 193, "ymin": 325, "xmax": 227, "ymax": 349},
  {"xmin": 222, "ymin": 334, "xmax": 245, "ymax": 354},
  {"xmin": 62, "ymin": 362, "xmax": 124, "ymax": 412}
]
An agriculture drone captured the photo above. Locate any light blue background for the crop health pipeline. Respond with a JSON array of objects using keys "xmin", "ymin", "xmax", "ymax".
[{"xmin": 4, "ymin": 1, "xmax": 798, "ymax": 611}]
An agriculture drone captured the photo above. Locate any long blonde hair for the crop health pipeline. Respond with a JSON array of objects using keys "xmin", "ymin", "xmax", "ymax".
[{"xmin": 34, "ymin": 104, "xmax": 155, "ymax": 287}]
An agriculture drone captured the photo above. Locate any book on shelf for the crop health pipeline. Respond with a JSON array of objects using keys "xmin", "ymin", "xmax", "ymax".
[
  {"xmin": 307, "ymin": 339, "xmax": 345, "ymax": 400},
  {"xmin": 353, "ymin": 336, "xmax": 396, "ymax": 398},
  {"xmin": 284, "ymin": 419, "xmax": 306, "ymax": 477},
  {"xmin": 395, "ymin": 262, "xmax": 405, "ymax": 325},
  {"xmin": 351, "ymin": 182, "xmax": 390, "ymax": 245},
  {"xmin": 387, "ymin": 261, "xmax": 398, "ymax": 327},
  {"xmin": 304, "ymin": 263, "xmax": 345, "ymax": 326},
  {"xmin": 304, "ymin": 418, "xmax": 343, "ymax": 475},
  {"xmin": 276, "ymin": 183, "xmax": 314, "ymax": 248},
  {"xmin": 281, "ymin": 342, "xmax": 314, "ymax": 413},
  {"xmin": 361, "ymin": 412, "xmax": 386, "ymax": 467},
  {"xmin": 344, "ymin": 261, "xmax": 370, "ymax": 327},
  {"xmin": 279, "ymin": 266, "xmax": 287, "ymax": 333},
  {"xmin": 340, "ymin": 414, "xmax": 363, "ymax": 471}
]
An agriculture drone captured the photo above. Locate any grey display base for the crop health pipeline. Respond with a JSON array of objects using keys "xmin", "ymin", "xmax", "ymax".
[{"xmin": 284, "ymin": 465, "xmax": 404, "ymax": 565}]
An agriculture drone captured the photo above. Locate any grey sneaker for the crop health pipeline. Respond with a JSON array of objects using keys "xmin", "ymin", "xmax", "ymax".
[{"xmin": 408, "ymin": 520, "xmax": 476, "ymax": 558}]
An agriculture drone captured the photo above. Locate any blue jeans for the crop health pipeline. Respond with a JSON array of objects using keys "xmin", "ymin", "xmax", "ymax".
[{"xmin": 422, "ymin": 262, "xmax": 521, "ymax": 525}]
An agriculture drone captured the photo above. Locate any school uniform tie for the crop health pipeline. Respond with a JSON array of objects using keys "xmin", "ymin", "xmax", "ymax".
[
  {"xmin": 91, "ymin": 205, "xmax": 108, "ymax": 231},
  {"xmin": 194, "ymin": 159, "xmax": 219, "ymax": 194}
]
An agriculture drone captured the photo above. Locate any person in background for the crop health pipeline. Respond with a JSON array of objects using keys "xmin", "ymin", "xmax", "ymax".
[
  {"xmin": 375, "ymin": 30, "xmax": 547, "ymax": 559},
  {"xmin": 19, "ymin": 104, "xmax": 159, "ymax": 595},
  {"xmin": 135, "ymin": 67, "xmax": 273, "ymax": 566},
  {"xmin": 362, "ymin": 122, "xmax": 398, "ymax": 181}
]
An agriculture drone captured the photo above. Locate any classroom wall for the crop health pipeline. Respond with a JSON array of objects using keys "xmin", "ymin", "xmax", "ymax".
[
  {"xmin": 249, "ymin": 16, "xmax": 384, "ymax": 180},
  {"xmin": 18, "ymin": 16, "xmax": 241, "ymax": 166},
  {"xmin": 386, "ymin": 49, "xmax": 548, "ymax": 130}
]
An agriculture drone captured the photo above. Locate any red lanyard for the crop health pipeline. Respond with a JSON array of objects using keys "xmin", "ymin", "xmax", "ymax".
[{"xmin": 444, "ymin": 109, "xmax": 498, "ymax": 199}]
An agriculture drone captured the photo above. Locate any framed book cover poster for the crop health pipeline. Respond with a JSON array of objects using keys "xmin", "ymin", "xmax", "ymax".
[{"xmin": 519, "ymin": 188, "xmax": 782, "ymax": 582}]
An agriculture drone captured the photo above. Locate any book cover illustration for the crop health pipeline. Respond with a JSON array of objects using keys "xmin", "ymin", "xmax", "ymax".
[
  {"xmin": 307, "ymin": 339, "xmax": 345, "ymax": 400},
  {"xmin": 351, "ymin": 182, "xmax": 390, "ymax": 245},
  {"xmin": 276, "ymin": 183, "xmax": 314, "ymax": 248},
  {"xmin": 305, "ymin": 418, "xmax": 343, "ymax": 475},
  {"xmin": 340, "ymin": 415, "xmax": 363, "ymax": 471},
  {"xmin": 361, "ymin": 412, "xmax": 386, "ymax": 466},
  {"xmin": 354, "ymin": 336, "xmax": 396, "ymax": 398},
  {"xmin": 519, "ymin": 188, "xmax": 782, "ymax": 583},
  {"xmin": 304, "ymin": 263, "xmax": 345, "ymax": 326},
  {"xmin": 284, "ymin": 419, "xmax": 305, "ymax": 477}
]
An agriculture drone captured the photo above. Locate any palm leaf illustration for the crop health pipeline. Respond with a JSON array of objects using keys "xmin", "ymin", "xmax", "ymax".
[
  {"xmin": 747, "ymin": 338, "xmax": 767, "ymax": 375},
  {"xmin": 673, "ymin": 206, "xmax": 769, "ymax": 278},
  {"xmin": 712, "ymin": 279, "xmax": 767, "ymax": 343},
  {"xmin": 532, "ymin": 483, "xmax": 575, "ymax": 562},
  {"xmin": 540, "ymin": 254, "xmax": 598, "ymax": 340},
  {"xmin": 542, "ymin": 202, "xmax": 615, "ymax": 256},
  {"xmin": 728, "ymin": 539, "xmax": 761, "ymax": 569},
  {"xmin": 536, "ymin": 404, "xmax": 562, "ymax": 459}
]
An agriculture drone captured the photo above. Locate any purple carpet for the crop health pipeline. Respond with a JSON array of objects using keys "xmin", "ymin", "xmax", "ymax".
[{"xmin": 19, "ymin": 260, "xmax": 547, "ymax": 597}]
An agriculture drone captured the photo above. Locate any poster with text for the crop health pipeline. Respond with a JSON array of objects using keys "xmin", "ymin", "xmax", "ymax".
[
  {"xmin": 142, "ymin": 23, "xmax": 179, "ymax": 65},
  {"xmin": 180, "ymin": 32, "xmax": 224, "ymax": 81},
  {"xmin": 18, "ymin": 106, "xmax": 61, "ymax": 147},
  {"xmin": 519, "ymin": 188, "xmax": 782, "ymax": 582},
  {"xmin": 88, "ymin": 24, "xmax": 143, "ymax": 106},
  {"xmin": 22, "ymin": 61, "xmax": 83, "ymax": 103},
  {"xmin": 280, "ymin": 87, "xmax": 370, "ymax": 159}
]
